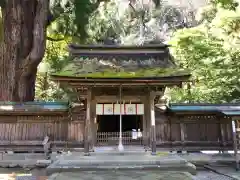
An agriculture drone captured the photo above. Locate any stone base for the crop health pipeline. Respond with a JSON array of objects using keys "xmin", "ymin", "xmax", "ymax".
[{"xmin": 46, "ymin": 154, "xmax": 196, "ymax": 176}]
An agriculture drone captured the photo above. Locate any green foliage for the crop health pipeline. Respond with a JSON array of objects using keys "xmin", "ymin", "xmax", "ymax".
[
  {"xmin": 74, "ymin": 0, "xmax": 102, "ymax": 41},
  {"xmin": 0, "ymin": 1, "xmax": 5, "ymax": 8},
  {"xmin": 86, "ymin": 1, "xmax": 120, "ymax": 43},
  {"xmin": 35, "ymin": 71, "xmax": 66, "ymax": 101},
  {"xmin": 196, "ymin": 5, "xmax": 218, "ymax": 23},
  {"xmin": 35, "ymin": 37, "xmax": 70, "ymax": 101},
  {"xmin": 211, "ymin": 0, "xmax": 239, "ymax": 10},
  {"xmin": 48, "ymin": 0, "xmax": 108, "ymax": 41},
  {"xmin": 36, "ymin": 0, "xmax": 240, "ymax": 103},
  {"xmin": 168, "ymin": 4, "xmax": 240, "ymax": 103}
]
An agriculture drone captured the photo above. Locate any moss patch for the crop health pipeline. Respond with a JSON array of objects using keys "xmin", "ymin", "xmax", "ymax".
[
  {"xmin": 52, "ymin": 68, "xmax": 190, "ymax": 78},
  {"xmin": 51, "ymin": 56, "xmax": 190, "ymax": 78}
]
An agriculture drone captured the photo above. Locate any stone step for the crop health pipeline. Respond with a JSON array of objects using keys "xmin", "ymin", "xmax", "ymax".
[
  {"xmin": 46, "ymin": 154, "xmax": 196, "ymax": 175},
  {"xmin": 47, "ymin": 163, "xmax": 196, "ymax": 176}
]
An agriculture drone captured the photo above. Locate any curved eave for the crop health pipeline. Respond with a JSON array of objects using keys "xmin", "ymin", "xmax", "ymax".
[
  {"xmin": 69, "ymin": 44, "xmax": 170, "ymax": 50},
  {"xmin": 50, "ymin": 74, "xmax": 191, "ymax": 81},
  {"xmin": 50, "ymin": 74, "xmax": 191, "ymax": 87}
]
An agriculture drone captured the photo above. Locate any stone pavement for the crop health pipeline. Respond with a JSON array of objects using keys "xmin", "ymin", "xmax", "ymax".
[
  {"xmin": 47, "ymin": 164, "xmax": 240, "ymax": 180},
  {"xmin": 47, "ymin": 152, "xmax": 197, "ymax": 175},
  {"xmin": 47, "ymin": 151, "xmax": 240, "ymax": 179},
  {"xmin": 48, "ymin": 171, "xmax": 194, "ymax": 180},
  {"xmin": 179, "ymin": 153, "xmax": 237, "ymax": 164},
  {"xmin": 198, "ymin": 164, "xmax": 240, "ymax": 180},
  {"xmin": 0, "ymin": 151, "xmax": 240, "ymax": 179},
  {"xmin": 0, "ymin": 153, "xmax": 52, "ymax": 168},
  {"xmin": 0, "ymin": 151, "xmax": 237, "ymax": 168}
]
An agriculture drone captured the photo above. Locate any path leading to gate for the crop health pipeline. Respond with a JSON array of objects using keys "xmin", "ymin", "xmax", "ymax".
[
  {"xmin": 47, "ymin": 152, "xmax": 196, "ymax": 173},
  {"xmin": 0, "ymin": 151, "xmax": 238, "ymax": 169},
  {"xmin": 0, "ymin": 150, "xmax": 240, "ymax": 179},
  {"xmin": 47, "ymin": 150, "xmax": 240, "ymax": 180}
]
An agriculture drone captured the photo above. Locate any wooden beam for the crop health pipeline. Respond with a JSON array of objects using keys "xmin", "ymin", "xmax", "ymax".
[{"xmin": 95, "ymin": 96, "xmax": 142, "ymax": 103}]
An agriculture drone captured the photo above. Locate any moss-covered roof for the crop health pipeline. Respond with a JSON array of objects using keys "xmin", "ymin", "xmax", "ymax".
[
  {"xmin": 53, "ymin": 67, "xmax": 190, "ymax": 78},
  {"xmin": 52, "ymin": 44, "xmax": 190, "ymax": 79}
]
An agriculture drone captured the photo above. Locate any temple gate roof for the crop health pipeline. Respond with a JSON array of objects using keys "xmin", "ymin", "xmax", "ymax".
[{"xmin": 51, "ymin": 44, "xmax": 190, "ymax": 80}]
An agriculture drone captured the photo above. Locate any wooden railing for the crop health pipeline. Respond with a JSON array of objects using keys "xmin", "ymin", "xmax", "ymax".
[{"xmin": 96, "ymin": 132, "xmax": 143, "ymax": 146}]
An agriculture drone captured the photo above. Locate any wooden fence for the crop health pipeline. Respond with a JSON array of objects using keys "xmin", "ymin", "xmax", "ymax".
[
  {"xmin": 0, "ymin": 108, "xmax": 235, "ymax": 152},
  {"xmin": 0, "ymin": 113, "xmax": 85, "ymax": 151},
  {"xmin": 155, "ymin": 114, "xmax": 233, "ymax": 150}
]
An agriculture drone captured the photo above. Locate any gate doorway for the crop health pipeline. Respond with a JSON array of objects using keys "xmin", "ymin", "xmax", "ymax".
[{"xmin": 96, "ymin": 115, "xmax": 143, "ymax": 146}]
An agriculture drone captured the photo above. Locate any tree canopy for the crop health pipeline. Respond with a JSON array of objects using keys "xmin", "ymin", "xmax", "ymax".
[
  {"xmin": 167, "ymin": 2, "xmax": 240, "ymax": 103},
  {"xmin": 1, "ymin": 0, "xmax": 240, "ymax": 103}
]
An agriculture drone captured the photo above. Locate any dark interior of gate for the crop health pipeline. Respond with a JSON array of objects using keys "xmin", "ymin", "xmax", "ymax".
[
  {"xmin": 97, "ymin": 115, "xmax": 143, "ymax": 132},
  {"xmin": 96, "ymin": 115, "xmax": 143, "ymax": 146}
]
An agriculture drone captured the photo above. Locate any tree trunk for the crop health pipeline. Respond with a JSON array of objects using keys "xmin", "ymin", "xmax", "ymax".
[{"xmin": 0, "ymin": 0, "xmax": 49, "ymax": 102}]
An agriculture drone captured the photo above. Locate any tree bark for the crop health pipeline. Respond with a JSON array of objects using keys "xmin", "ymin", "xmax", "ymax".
[{"xmin": 0, "ymin": 0, "xmax": 49, "ymax": 102}]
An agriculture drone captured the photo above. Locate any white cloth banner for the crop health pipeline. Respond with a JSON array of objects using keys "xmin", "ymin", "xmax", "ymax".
[
  {"xmin": 113, "ymin": 104, "xmax": 126, "ymax": 115},
  {"xmin": 96, "ymin": 104, "xmax": 144, "ymax": 115},
  {"xmin": 96, "ymin": 104, "xmax": 103, "ymax": 115},
  {"xmin": 125, "ymin": 104, "xmax": 136, "ymax": 115},
  {"xmin": 104, "ymin": 104, "xmax": 114, "ymax": 115},
  {"xmin": 137, "ymin": 104, "xmax": 144, "ymax": 115},
  {"xmin": 114, "ymin": 104, "xmax": 119, "ymax": 115}
]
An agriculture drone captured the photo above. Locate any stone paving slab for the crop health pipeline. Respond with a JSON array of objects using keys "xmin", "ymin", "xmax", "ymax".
[
  {"xmin": 194, "ymin": 171, "xmax": 236, "ymax": 180},
  {"xmin": 48, "ymin": 171, "xmax": 194, "ymax": 180},
  {"xmin": 47, "ymin": 154, "xmax": 197, "ymax": 175},
  {"xmin": 56, "ymin": 154, "xmax": 187, "ymax": 164},
  {"xmin": 202, "ymin": 165, "xmax": 240, "ymax": 180},
  {"xmin": 0, "ymin": 159, "xmax": 52, "ymax": 168},
  {"xmin": 179, "ymin": 153, "xmax": 236, "ymax": 163}
]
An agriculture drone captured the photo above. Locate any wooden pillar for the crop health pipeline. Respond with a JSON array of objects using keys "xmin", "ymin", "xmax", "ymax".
[
  {"xmin": 142, "ymin": 97, "xmax": 148, "ymax": 148},
  {"xmin": 232, "ymin": 118, "xmax": 239, "ymax": 170},
  {"xmin": 219, "ymin": 117, "xmax": 227, "ymax": 153},
  {"xmin": 144, "ymin": 93, "xmax": 151, "ymax": 149},
  {"xmin": 180, "ymin": 117, "xmax": 186, "ymax": 150},
  {"xmin": 84, "ymin": 88, "xmax": 92, "ymax": 155},
  {"xmin": 150, "ymin": 92, "xmax": 156, "ymax": 155},
  {"xmin": 91, "ymin": 96, "xmax": 97, "ymax": 150}
]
